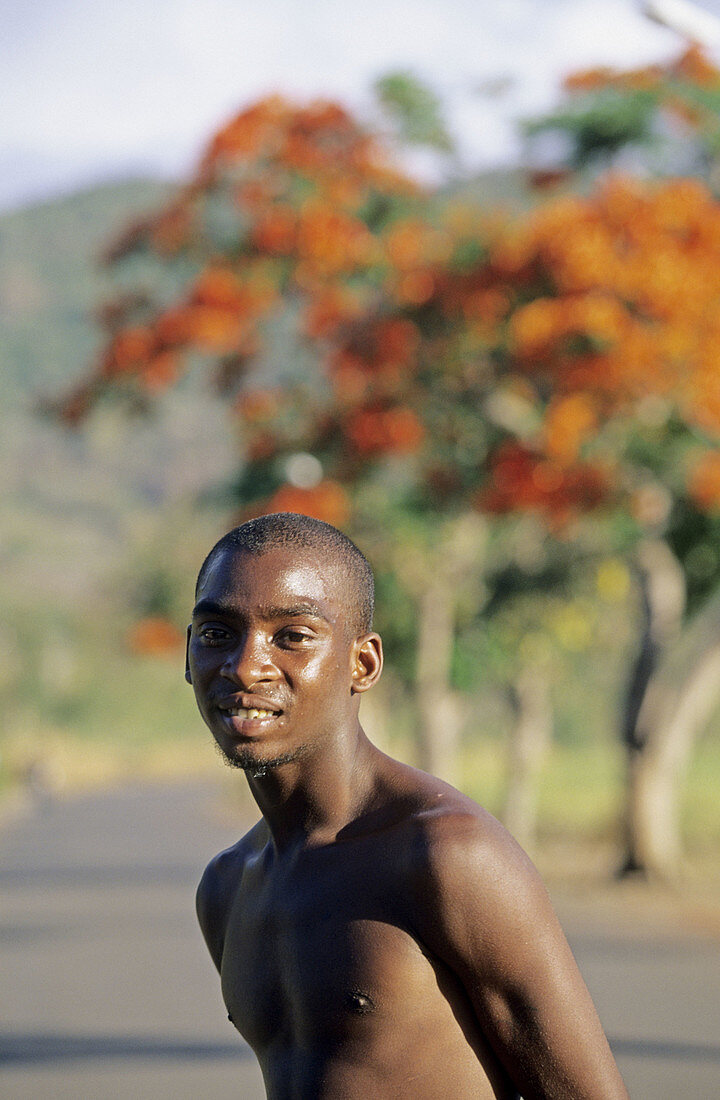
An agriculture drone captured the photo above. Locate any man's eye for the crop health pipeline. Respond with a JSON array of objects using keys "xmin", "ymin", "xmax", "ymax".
[
  {"xmin": 198, "ymin": 626, "xmax": 230, "ymax": 644},
  {"xmin": 278, "ymin": 629, "xmax": 311, "ymax": 645}
]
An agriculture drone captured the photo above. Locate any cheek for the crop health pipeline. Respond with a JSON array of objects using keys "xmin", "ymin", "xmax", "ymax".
[
  {"xmin": 315, "ymin": 657, "xmax": 355, "ymax": 698},
  {"xmin": 188, "ymin": 647, "xmax": 219, "ymax": 688},
  {"xmin": 187, "ymin": 649, "xmax": 204, "ymax": 681},
  {"xmin": 291, "ymin": 655, "xmax": 350, "ymax": 697}
]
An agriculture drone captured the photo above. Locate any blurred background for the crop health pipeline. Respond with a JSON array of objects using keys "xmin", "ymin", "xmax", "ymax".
[{"xmin": 4, "ymin": 0, "xmax": 720, "ymax": 894}]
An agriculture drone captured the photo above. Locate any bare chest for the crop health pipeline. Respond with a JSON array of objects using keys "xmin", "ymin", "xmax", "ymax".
[
  {"xmin": 220, "ymin": 851, "xmax": 429, "ymax": 1053},
  {"xmin": 217, "ymin": 842, "xmax": 514, "ymax": 1099}
]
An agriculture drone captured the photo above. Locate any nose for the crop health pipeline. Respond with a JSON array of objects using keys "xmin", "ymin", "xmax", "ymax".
[{"xmin": 220, "ymin": 630, "xmax": 280, "ymax": 689}]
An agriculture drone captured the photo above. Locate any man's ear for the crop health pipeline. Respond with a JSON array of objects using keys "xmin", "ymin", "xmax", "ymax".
[
  {"xmin": 351, "ymin": 633, "xmax": 383, "ymax": 693},
  {"xmin": 185, "ymin": 626, "xmax": 192, "ymax": 684}
]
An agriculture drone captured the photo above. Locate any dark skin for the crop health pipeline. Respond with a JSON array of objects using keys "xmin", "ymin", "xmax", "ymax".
[{"xmin": 188, "ymin": 544, "xmax": 629, "ymax": 1100}]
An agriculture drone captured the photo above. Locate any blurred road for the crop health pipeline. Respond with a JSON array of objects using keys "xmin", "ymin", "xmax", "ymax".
[
  {"xmin": 1, "ymin": 780, "xmax": 719, "ymax": 1099},
  {"xmin": 0, "ymin": 782, "xmax": 265, "ymax": 1099}
]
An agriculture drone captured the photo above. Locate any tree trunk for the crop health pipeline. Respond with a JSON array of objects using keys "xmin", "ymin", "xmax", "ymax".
[
  {"xmin": 619, "ymin": 539, "xmax": 720, "ymax": 879},
  {"xmin": 503, "ymin": 667, "xmax": 552, "ymax": 853},
  {"xmin": 623, "ymin": 641, "xmax": 720, "ymax": 878},
  {"xmin": 619, "ymin": 538, "xmax": 684, "ymax": 878},
  {"xmin": 410, "ymin": 514, "xmax": 487, "ymax": 785},
  {"xmin": 416, "ymin": 575, "xmax": 462, "ymax": 783},
  {"xmin": 621, "ymin": 539, "xmax": 685, "ymax": 754}
]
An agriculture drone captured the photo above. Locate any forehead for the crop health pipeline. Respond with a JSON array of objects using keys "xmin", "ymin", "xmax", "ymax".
[{"xmin": 197, "ymin": 544, "xmax": 348, "ymax": 615}]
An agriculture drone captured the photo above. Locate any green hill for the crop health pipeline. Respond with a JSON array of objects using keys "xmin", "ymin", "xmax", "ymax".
[
  {"xmin": 0, "ymin": 177, "xmax": 235, "ymax": 588},
  {"xmin": 0, "ymin": 180, "xmax": 174, "ymax": 400},
  {"xmin": 0, "ymin": 180, "xmax": 237, "ymax": 791}
]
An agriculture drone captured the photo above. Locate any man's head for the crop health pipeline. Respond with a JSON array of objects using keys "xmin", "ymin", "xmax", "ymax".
[
  {"xmin": 195, "ymin": 512, "xmax": 375, "ymax": 636},
  {"xmin": 187, "ymin": 513, "xmax": 382, "ymax": 777}
]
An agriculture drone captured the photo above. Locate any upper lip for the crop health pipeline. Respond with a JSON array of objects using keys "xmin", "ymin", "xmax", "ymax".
[{"xmin": 216, "ymin": 693, "xmax": 284, "ymax": 713}]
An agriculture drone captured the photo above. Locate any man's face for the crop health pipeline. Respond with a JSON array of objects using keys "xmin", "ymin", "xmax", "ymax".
[{"xmin": 187, "ymin": 545, "xmax": 366, "ymax": 774}]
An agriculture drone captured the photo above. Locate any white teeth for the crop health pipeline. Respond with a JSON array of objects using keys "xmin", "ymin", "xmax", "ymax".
[{"xmin": 225, "ymin": 707, "xmax": 277, "ymax": 719}]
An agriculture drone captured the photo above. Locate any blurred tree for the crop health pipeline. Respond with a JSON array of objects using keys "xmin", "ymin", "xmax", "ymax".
[
  {"xmin": 521, "ymin": 44, "xmax": 720, "ymax": 877},
  {"xmin": 58, "ymin": 92, "xmax": 598, "ymax": 789},
  {"xmin": 60, "ymin": 51, "xmax": 720, "ymax": 875}
]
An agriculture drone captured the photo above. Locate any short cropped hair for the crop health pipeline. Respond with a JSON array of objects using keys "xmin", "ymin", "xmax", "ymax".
[{"xmin": 195, "ymin": 513, "xmax": 375, "ymax": 633}]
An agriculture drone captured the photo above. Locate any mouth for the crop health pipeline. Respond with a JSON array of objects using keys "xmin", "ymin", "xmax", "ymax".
[
  {"xmin": 216, "ymin": 696, "xmax": 284, "ymax": 737},
  {"xmin": 222, "ymin": 706, "xmax": 281, "ymax": 721}
]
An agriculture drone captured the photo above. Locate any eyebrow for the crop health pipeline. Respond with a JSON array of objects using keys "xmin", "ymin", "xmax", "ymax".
[
  {"xmin": 192, "ymin": 598, "xmax": 330, "ymax": 623},
  {"xmin": 261, "ymin": 602, "xmax": 330, "ymax": 623}
]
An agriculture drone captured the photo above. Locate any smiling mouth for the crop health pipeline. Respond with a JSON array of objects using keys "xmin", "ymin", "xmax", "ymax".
[{"xmin": 223, "ymin": 706, "xmax": 281, "ymax": 720}]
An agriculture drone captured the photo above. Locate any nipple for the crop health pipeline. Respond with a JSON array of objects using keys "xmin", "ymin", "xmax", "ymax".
[{"xmin": 344, "ymin": 990, "xmax": 375, "ymax": 1016}]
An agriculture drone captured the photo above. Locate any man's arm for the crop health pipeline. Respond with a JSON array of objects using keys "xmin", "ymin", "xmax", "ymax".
[
  {"xmin": 196, "ymin": 855, "xmax": 229, "ymax": 973},
  {"xmin": 196, "ymin": 837, "xmax": 251, "ymax": 973},
  {"xmin": 411, "ymin": 808, "xmax": 629, "ymax": 1100}
]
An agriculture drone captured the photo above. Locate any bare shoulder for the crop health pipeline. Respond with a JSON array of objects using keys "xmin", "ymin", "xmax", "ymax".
[
  {"xmin": 413, "ymin": 776, "xmax": 538, "ymax": 890},
  {"xmin": 380, "ymin": 757, "xmax": 552, "ymax": 950},
  {"xmin": 196, "ymin": 818, "xmax": 268, "ymax": 972},
  {"xmin": 384, "ymin": 755, "xmax": 531, "ymax": 871}
]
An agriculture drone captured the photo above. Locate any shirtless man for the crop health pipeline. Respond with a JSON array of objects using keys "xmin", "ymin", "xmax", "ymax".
[{"xmin": 188, "ymin": 513, "xmax": 628, "ymax": 1099}]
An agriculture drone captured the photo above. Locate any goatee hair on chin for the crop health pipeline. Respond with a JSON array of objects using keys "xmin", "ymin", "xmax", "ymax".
[{"xmin": 214, "ymin": 741, "xmax": 306, "ymax": 776}]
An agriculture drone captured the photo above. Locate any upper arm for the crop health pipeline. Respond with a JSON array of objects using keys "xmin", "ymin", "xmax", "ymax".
[
  {"xmin": 412, "ymin": 812, "xmax": 628, "ymax": 1100},
  {"xmin": 196, "ymin": 846, "xmax": 243, "ymax": 973}
]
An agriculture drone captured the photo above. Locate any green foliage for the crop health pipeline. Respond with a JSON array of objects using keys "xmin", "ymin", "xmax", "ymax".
[
  {"xmin": 666, "ymin": 500, "xmax": 720, "ymax": 616},
  {"xmin": 373, "ymin": 70, "xmax": 454, "ymax": 154},
  {"xmin": 524, "ymin": 89, "xmax": 658, "ymax": 169}
]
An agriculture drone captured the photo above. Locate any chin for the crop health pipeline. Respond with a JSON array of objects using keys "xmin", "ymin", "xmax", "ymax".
[{"xmin": 214, "ymin": 741, "xmax": 306, "ymax": 775}]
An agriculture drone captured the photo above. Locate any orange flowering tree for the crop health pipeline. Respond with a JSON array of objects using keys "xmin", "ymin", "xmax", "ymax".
[
  {"xmin": 59, "ymin": 94, "xmax": 610, "ymax": 788},
  {"xmin": 518, "ymin": 44, "xmax": 720, "ymax": 876},
  {"xmin": 62, "ymin": 52, "xmax": 720, "ymax": 874}
]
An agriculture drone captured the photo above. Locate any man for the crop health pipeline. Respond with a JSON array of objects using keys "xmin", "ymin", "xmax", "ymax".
[{"xmin": 188, "ymin": 512, "xmax": 628, "ymax": 1099}]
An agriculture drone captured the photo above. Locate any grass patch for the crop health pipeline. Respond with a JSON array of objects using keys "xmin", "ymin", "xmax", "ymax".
[
  {"xmin": 459, "ymin": 737, "xmax": 623, "ymax": 840},
  {"xmin": 458, "ymin": 731, "xmax": 720, "ymax": 857}
]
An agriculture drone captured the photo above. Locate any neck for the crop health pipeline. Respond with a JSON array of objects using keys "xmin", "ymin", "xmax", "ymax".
[{"xmin": 245, "ymin": 723, "xmax": 379, "ymax": 851}]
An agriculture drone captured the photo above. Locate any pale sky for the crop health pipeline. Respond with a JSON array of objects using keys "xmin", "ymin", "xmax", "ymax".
[{"xmin": 3, "ymin": 0, "xmax": 719, "ymax": 210}]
